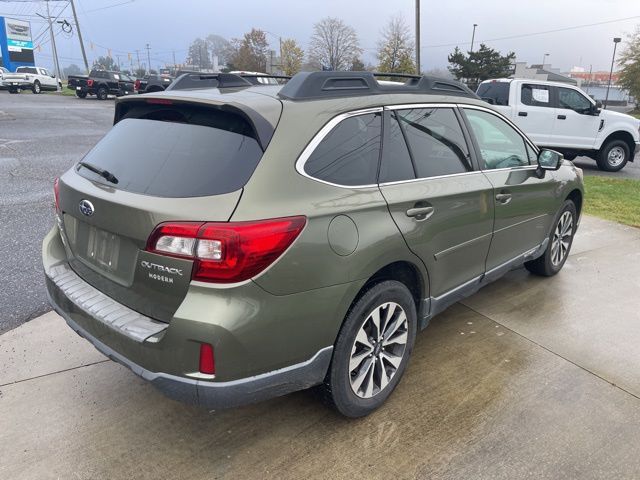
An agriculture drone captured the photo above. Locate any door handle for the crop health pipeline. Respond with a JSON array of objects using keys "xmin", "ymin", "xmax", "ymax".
[
  {"xmin": 406, "ymin": 206, "xmax": 434, "ymax": 220},
  {"xmin": 518, "ymin": 111, "xmax": 528, "ymax": 117},
  {"xmin": 495, "ymin": 193, "xmax": 512, "ymax": 204},
  {"xmin": 557, "ymin": 115, "xmax": 567, "ymax": 120}
]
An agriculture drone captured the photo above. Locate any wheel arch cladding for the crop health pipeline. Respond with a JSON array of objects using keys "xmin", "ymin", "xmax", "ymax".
[
  {"xmin": 566, "ymin": 189, "xmax": 582, "ymax": 218},
  {"xmin": 352, "ymin": 261, "xmax": 424, "ymax": 317}
]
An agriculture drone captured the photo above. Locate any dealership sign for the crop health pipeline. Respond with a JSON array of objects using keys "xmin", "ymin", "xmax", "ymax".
[{"xmin": 0, "ymin": 16, "xmax": 35, "ymax": 70}]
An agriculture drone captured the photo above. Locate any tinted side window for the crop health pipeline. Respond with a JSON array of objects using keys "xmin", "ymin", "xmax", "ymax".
[
  {"xmin": 521, "ymin": 84, "xmax": 551, "ymax": 107},
  {"xmin": 477, "ymin": 82, "xmax": 510, "ymax": 106},
  {"xmin": 380, "ymin": 112, "xmax": 416, "ymax": 183},
  {"xmin": 557, "ymin": 87, "xmax": 592, "ymax": 114},
  {"xmin": 464, "ymin": 109, "xmax": 530, "ymax": 169},
  {"xmin": 304, "ymin": 113, "xmax": 381, "ymax": 186},
  {"xmin": 396, "ymin": 108, "xmax": 471, "ymax": 179}
]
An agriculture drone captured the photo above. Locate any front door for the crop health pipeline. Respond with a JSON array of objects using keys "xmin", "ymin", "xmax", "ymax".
[
  {"xmin": 461, "ymin": 107, "xmax": 557, "ymax": 273},
  {"xmin": 552, "ymin": 86, "xmax": 601, "ymax": 149},
  {"xmin": 378, "ymin": 106, "xmax": 494, "ymax": 299}
]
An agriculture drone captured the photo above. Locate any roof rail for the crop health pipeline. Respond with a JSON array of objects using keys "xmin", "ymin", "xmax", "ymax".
[
  {"xmin": 277, "ymin": 71, "xmax": 478, "ymax": 101},
  {"xmin": 167, "ymin": 72, "xmax": 252, "ymax": 91}
]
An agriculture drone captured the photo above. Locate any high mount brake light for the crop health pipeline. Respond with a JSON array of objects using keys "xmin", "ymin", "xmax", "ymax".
[
  {"xmin": 146, "ymin": 98, "xmax": 173, "ymax": 105},
  {"xmin": 146, "ymin": 217, "xmax": 307, "ymax": 283},
  {"xmin": 53, "ymin": 177, "xmax": 60, "ymax": 212}
]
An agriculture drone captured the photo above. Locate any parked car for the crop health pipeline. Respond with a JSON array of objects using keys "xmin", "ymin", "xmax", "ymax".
[
  {"xmin": 477, "ymin": 78, "xmax": 640, "ymax": 171},
  {"xmin": 67, "ymin": 69, "xmax": 135, "ymax": 100},
  {"xmin": 44, "ymin": 71, "xmax": 584, "ymax": 417},
  {"xmin": 134, "ymin": 74, "xmax": 174, "ymax": 93},
  {"xmin": 2, "ymin": 66, "xmax": 61, "ymax": 94},
  {"xmin": 0, "ymin": 66, "xmax": 9, "ymax": 90}
]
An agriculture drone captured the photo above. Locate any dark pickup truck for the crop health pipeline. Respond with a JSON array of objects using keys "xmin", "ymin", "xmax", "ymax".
[
  {"xmin": 134, "ymin": 74, "xmax": 174, "ymax": 93},
  {"xmin": 67, "ymin": 69, "xmax": 135, "ymax": 100}
]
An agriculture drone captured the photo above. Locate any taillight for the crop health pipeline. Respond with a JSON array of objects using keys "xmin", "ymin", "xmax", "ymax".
[
  {"xmin": 146, "ymin": 216, "xmax": 306, "ymax": 283},
  {"xmin": 87, "ymin": 79, "xmax": 94, "ymax": 87},
  {"xmin": 134, "ymin": 79, "xmax": 140, "ymax": 90},
  {"xmin": 53, "ymin": 177, "xmax": 60, "ymax": 212},
  {"xmin": 199, "ymin": 343, "xmax": 215, "ymax": 375}
]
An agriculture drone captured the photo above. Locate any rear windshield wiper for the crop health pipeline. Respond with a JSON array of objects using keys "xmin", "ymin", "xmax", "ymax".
[{"xmin": 77, "ymin": 161, "xmax": 119, "ymax": 185}]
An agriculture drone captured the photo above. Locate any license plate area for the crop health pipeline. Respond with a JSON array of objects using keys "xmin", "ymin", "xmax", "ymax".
[{"xmin": 86, "ymin": 225, "xmax": 120, "ymax": 271}]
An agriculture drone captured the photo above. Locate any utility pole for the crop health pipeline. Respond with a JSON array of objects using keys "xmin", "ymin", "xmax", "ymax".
[
  {"xmin": 135, "ymin": 50, "xmax": 141, "ymax": 74},
  {"xmin": 116, "ymin": 55, "xmax": 121, "ymax": 70},
  {"xmin": 145, "ymin": 43, "xmax": 151, "ymax": 74},
  {"xmin": 69, "ymin": 0, "xmax": 89, "ymax": 73},
  {"xmin": 415, "ymin": 0, "xmax": 420, "ymax": 74},
  {"xmin": 40, "ymin": 1, "xmax": 61, "ymax": 89},
  {"xmin": 172, "ymin": 51, "xmax": 176, "ymax": 71}
]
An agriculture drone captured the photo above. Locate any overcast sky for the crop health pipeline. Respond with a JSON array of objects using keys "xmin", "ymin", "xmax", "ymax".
[{"xmin": 1, "ymin": 0, "xmax": 639, "ymax": 73}]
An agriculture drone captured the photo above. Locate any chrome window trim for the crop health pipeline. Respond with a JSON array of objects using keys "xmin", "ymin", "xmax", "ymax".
[
  {"xmin": 385, "ymin": 102, "xmax": 459, "ymax": 110},
  {"xmin": 378, "ymin": 169, "xmax": 484, "ymax": 187},
  {"xmin": 295, "ymin": 107, "xmax": 383, "ymax": 189}
]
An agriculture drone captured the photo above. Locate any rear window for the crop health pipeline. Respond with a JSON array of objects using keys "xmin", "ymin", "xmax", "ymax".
[
  {"xmin": 77, "ymin": 107, "xmax": 263, "ymax": 197},
  {"xmin": 477, "ymin": 82, "xmax": 510, "ymax": 106}
]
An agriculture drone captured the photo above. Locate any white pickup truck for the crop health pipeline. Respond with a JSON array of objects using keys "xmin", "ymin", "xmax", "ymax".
[
  {"xmin": 477, "ymin": 78, "xmax": 640, "ymax": 171},
  {"xmin": 2, "ymin": 66, "xmax": 62, "ymax": 95}
]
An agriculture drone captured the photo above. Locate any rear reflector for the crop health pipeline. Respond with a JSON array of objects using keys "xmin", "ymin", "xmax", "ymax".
[
  {"xmin": 87, "ymin": 79, "xmax": 94, "ymax": 87},
  {"xmin": 199, "ymin": 343, "xmax": 215, "ymax": 375},
  {"xmin": 146, "ymin": 216, "xmax": 306, "ymax": 283}
]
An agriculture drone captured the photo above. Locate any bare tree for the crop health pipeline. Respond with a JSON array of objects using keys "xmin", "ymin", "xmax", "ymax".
[
  {"xmin": 280, "ymin": 38, "xmax": 304, "ymax": 76},
  {"xmin": 377, "ymin": 16, "xmax": 415, "ymax": 74},
  {"xmin": 308, "ymin": 17, "xmax": 362, "ymax": 71}
]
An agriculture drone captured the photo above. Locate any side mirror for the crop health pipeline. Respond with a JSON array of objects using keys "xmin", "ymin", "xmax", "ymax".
[
  {"xmin": 536, "ymin": 149, "xmax": 564, "ymax": 177},
  {"xmin": 595, "ymin": 100, "xmax": 603, "ymax": 109}
]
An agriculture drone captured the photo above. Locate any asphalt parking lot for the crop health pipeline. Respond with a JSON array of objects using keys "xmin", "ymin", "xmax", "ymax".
[{"xmin": 1, "ymin": 91, "xmax": 640, "ymax": 479}]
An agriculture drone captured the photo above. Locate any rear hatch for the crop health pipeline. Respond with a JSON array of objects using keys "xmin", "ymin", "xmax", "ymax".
[{"xmin": 57, "ymin": 94, "xmax": 282, "ymax": 322}]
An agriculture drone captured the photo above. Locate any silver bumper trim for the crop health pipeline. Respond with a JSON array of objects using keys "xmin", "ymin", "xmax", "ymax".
[{"xmin": 45, "ymin": 263, "xmax": 168, "ymax": 343}]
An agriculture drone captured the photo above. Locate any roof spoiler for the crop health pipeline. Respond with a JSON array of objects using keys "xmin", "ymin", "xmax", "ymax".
[{"xmin": 278, "ymin": 71, "xmax": 478, "ymax": 101}]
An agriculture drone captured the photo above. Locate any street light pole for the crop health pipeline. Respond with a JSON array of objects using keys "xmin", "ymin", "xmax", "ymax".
[
  {"xmin": 146, "ymin": 44, "xmax": 152, "ymax": 74},
  {"xmin": 415, "ymin": 0, "xmax": 421, "ymax": 74},
  {"xmin": 470, "ymin": 23, "xmax": 478, "ymax": 53},
  {"xmin": 541, "ymin": 53, "xmax": 549, "ymax": 68},
  {"xmin": 604, "ymin": 37, "xmax": 622, "ymax": 110}
]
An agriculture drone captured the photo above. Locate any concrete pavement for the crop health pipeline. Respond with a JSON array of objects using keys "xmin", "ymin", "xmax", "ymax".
[{"xmin": 1, "ymin": 215, "xmax": 640, "ymax": 479}]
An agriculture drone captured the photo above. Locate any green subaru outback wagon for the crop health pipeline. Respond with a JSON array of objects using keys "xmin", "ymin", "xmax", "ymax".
[{"xmin": 43, "ymin": 71, "xmax": 584, "ymax": 417}]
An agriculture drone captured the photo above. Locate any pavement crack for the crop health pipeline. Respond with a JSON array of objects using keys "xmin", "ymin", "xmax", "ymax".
[
  {"xmin": 459, "ymin": 302, "xmax": 640, "ymax": 403},
  {"xmin": 0, "ymin": 359, "xmax": 110, "ymax": 388}
]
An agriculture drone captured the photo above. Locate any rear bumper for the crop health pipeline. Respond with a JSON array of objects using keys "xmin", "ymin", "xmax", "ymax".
[
  {"xmin": 42, "ymin": 226, "xmax": 346, "ymax": 409},
  {"xmin": 2, "ymin": 80, "xmax": 31, "ymax": 88},
  {"xmin": 48, "ymin": 286, "xmax": 331, "ymax": 409}
]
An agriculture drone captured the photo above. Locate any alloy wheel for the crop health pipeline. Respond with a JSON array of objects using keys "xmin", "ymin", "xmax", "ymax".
[
  {"xmin": 349, "ymin": 302, "xmax": 408, "ymax": 399},
  {"xmin": 551, "ymin": 211, "xmax": 573, "ymax": 266}
]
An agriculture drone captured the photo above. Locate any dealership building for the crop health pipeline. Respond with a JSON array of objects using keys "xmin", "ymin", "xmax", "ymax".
[{"xmin": 0, "ymin": 16, "xmax": 35, "ymax": 71}]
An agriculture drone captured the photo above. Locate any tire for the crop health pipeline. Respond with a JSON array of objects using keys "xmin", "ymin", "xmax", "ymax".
[
  {"xmin": 32, "ymin": 80, "xmax": 41, "ymax": 94},
  {"xmin": 322, "ymin": 280, "xmax": 417, "ymax": 418},
  {"xmin": 597, "ymin": 139, "xmax": 630, "ymax": 172},
  {"xmin": 96, "ymin": 86, "xmax": 108, "ymax": 100},
  {"xmin": 525, "ymin": 200, "xmax": 577, "ymax": 277},
  {"xmin": 75, "ymin": 91, "xmax": 87, "ymax": 99},
  {"xmin": 8, "ymin": 87, "xmax": 18, "ymax": 94}
]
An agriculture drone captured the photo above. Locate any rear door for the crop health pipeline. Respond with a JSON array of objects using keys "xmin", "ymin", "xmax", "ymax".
[
  {"xmin": 461, "ymin": 106, "xmax": 557, "ymax": 275},
  {"xmin": 513, "ymin": 83, "xmax": 556, "ymax": 146},
  {"xmin": 552, "ymin": 86, "xmax": 600, "ymax": 149},
  {"xmin": 57, "ymin": 99, "xmax": 281, "ymax": 322},
  {"xmin": 379, "ymin": 105, "xmax": 494, "ymax": 300}
]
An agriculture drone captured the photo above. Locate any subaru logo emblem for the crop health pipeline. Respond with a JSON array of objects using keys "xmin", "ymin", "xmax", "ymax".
[{"xmin": 79, "ymin": 199, "xmax": 95, "ymax": 217}]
